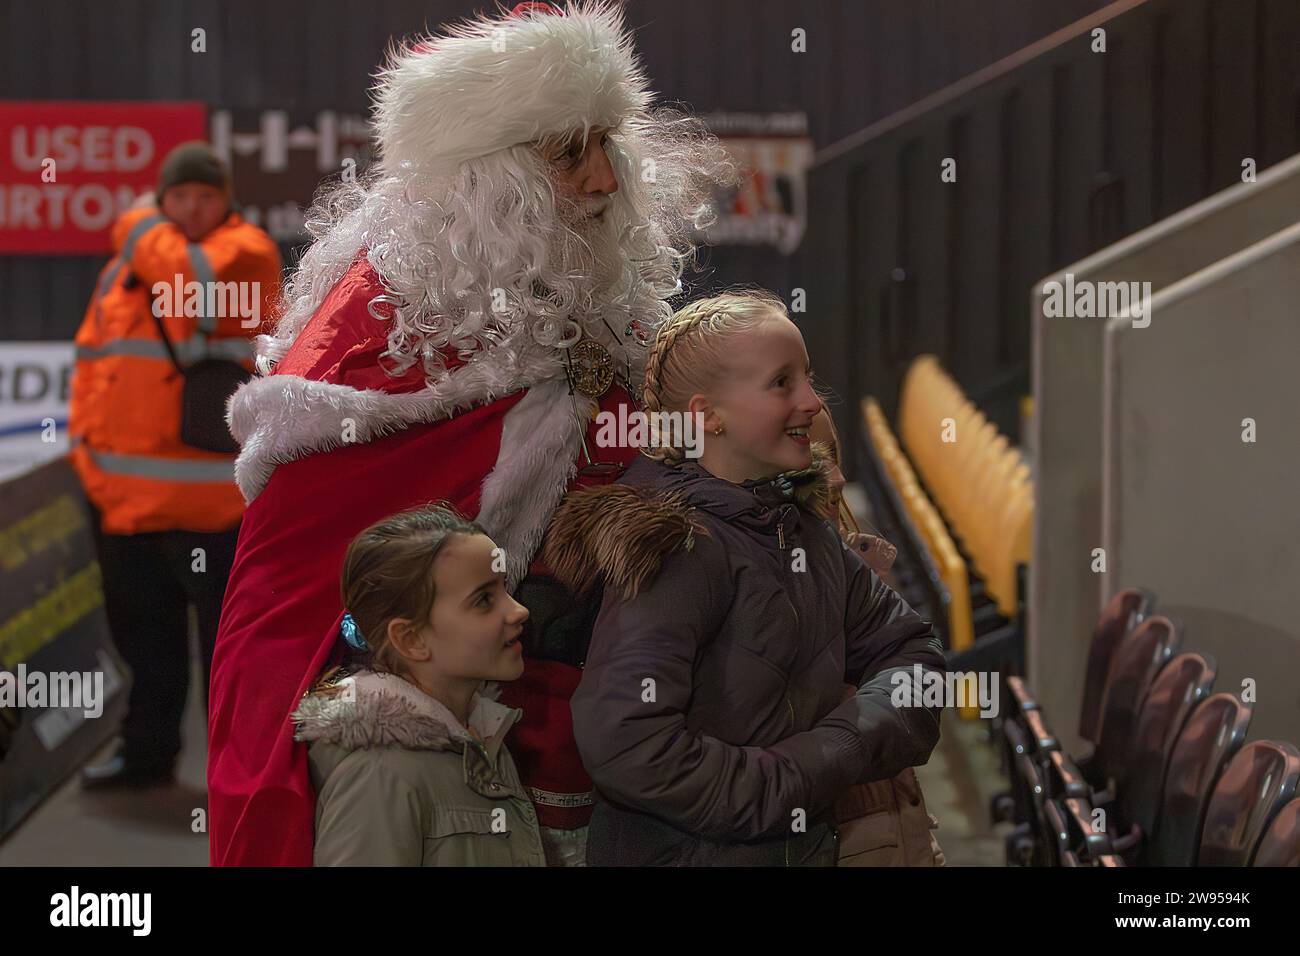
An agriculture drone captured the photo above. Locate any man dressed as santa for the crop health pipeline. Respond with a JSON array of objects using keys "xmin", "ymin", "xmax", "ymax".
[{"xmin": 208, "ymin": 0, "xmax": 733, "ymax": 866}]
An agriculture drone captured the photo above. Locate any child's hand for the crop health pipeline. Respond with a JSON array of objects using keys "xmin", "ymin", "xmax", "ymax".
[{"xmin": 845, "ymin": 532, "xmax": 897, "ymax": 576}]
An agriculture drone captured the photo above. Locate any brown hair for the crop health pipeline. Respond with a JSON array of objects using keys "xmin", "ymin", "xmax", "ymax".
[
  {"xmin": 813, "ymin": 406, "xmax": 862, "ymax": 536},
  {"xmin": 641, "ymin": 289, "xmax": 790, "ymax": 465},
  {"xmin": 339, "ymin": 502, "xmax": 485, "ymax": 676},
  {"xmin": 812, "ymin": 412, "xmax": 896, "ymax": 577}
]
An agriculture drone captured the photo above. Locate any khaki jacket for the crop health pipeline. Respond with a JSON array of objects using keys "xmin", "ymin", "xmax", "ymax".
[
  {"xmin": 834, "ymin": 767, "xmax": 944, "ymax": 866},
  {"xmin": 293, "ymin": 670, "xmax": 546, "ymax": 867}
]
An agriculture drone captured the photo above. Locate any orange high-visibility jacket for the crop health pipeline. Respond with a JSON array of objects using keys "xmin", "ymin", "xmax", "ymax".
[{"xmin": 69, "ymin": 205, "xmax": 282, "ymax": 534}]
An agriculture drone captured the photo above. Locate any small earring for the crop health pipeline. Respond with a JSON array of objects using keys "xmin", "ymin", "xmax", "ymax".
[{"xmin": 713, "ymin": 425, "xmax": 725, "ymax": 436}]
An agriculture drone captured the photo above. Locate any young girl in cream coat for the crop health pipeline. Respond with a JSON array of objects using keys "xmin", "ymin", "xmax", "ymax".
[{"xmin": 293, "ymin": 504, "xmax": 546, "ymax": 866}]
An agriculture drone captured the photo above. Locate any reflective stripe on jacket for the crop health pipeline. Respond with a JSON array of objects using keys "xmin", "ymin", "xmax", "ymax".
[{"xmin": 68, "ymin": 205, "xmax": 281, "ymax": 534}]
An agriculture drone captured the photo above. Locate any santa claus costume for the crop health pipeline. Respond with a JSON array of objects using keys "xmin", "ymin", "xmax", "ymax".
[{"xmin": 207, "ymin": 0, "xmax": 733, "ymax": 866}]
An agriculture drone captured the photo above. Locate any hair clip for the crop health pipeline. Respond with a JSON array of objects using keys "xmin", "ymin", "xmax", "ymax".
[{"xmin": 340, "ymin": 612, "xmax": 367, "ymax": 651}]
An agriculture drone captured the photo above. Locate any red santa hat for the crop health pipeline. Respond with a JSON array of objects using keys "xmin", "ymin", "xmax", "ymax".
[{"xmin": 372, "ymin": 1, "xmax": 652, "ymax": 176}]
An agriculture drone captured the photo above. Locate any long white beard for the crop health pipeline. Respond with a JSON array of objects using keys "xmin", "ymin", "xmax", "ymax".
[{"xmin": 549, "ymin": 217, "xmax": 627, "ymax": 303}]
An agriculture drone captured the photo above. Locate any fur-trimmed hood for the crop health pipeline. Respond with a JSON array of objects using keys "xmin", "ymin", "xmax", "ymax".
[
  {"xmin": 291, "ymin": 670, "xmax": 519, "ymax": 754},
  {"xmin": 541, "ymin": 443, "xmax": 836, "ymax": 601}
]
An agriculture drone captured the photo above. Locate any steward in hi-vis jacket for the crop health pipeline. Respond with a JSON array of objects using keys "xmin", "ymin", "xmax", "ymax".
[{"xmin": 70, "ymin": 141, "xmax": 280, "ymax": 790}]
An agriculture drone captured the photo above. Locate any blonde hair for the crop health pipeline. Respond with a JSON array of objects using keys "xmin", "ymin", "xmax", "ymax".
[{"xmin": 641, "ymin": 290, "xmax": 789, "ymax": 465}]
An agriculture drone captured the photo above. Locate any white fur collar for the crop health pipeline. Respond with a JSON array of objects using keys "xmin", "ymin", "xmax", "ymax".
[
  {"xmin": 291, "ymin": 670, "xmax": 517, "ymax": 754},
  {"xmin": 227, "ymin": 366, "xmax": 593, "ymax": 588}
]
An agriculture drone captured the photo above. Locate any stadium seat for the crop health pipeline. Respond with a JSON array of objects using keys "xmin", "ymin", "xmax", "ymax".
[
  {"xmin": 994, "ymin": 589, "xmax": 1151, "ymax": 833},
  {"xmin": 898, "ymin": 356, "xmax": 1031, "ymax": 622},
  {"xmin": 861, "ymin": 397, "xmax": 976, "ymax": 658},
  {"xmin": 997, "ymin": 604, "xmax": 1184, "ymax": 865},
  {"xmin": 1079, "ymin": 588, "xmax": 1156, "ymax": 745},
  {"xmin": 1198, "ymin": 741, "xmax": 1300, "ymax": 866},
  {"xmin": 1083, "ymin": 615, "xmax": 1181, "ymax": 793},
  {"xmin": 1252, "ymin": 797, "xmax": 1300, "ymax": 867},
  {"xmin": 1048, "ymin": 655, "xmax": 1222, "ymax": 866},
  {"xmin": 1115, "ymin": 652, "xmax": 1217, "ymax": 862},
  {"xmin": 1147, "ymin": 693, "xmax": 1252, "ymax": 866}
]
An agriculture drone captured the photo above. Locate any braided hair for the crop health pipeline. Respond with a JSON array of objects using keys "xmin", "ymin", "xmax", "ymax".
[{"xmin": 641, "ymin": 289, "xmax": 790, "ymax": 465}]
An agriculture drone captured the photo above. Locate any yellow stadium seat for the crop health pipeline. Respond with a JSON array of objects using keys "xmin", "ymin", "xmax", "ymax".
[
  {"xmin": 895, "ymin": 356, "xmax": 1035, "ymax": 624},
  {"xmin": 861, "ymin": 395, "xmax": 978, "ymax": 709}
]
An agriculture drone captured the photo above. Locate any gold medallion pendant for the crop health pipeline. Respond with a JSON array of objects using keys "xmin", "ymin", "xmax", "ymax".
[{"xmin": 568, "ymin": 338, "xmax": 614, "ymax": 398}]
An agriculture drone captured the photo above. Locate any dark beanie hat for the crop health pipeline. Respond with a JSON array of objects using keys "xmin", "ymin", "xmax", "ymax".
[{"xmin": 157, "ymin": 141, "xmax": 232, "ymax": 198}]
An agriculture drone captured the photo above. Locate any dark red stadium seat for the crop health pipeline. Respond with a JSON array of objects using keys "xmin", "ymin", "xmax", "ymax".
[
  {"xmin": 1085, "ymin": 614, "xmax": 1180, "ymax": 792},
  {"xmin": 1252, "ymin": 797, "xmax": 1300, "ymax": 867},
  {"xmin": 1115, "ymin": 652, "xmax": 1217, "ymax": 861},
  {"xmin": 995, "ymin": 587, "xmax": 1160, "ymax": 861},
  {"xmin": 1148, "ymin": 693, "xmax": 1251, "ymax": 866},
  {"xmin": 1198, "ymin": 741, "xmax": 1300, "ymax": 866},
  {"xmin": 1078, "ymin": 587, "xmax": 1155, "ymax": 745}
]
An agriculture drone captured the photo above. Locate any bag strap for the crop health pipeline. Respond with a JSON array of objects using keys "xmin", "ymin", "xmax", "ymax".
[{"xmin": 143, "ymin": 277, "xmax": 188, "ymax": 377}]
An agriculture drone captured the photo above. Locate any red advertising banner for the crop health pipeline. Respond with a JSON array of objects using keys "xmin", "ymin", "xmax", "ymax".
[{"xmin": 0, "ymin": 102, "xmax": 206, "ymax": 255}]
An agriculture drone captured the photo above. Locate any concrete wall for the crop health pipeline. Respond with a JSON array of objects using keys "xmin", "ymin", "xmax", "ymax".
[
  {"xmin": 1029, "ymin": 154, "xmax": 1300, "ymax": 751},
  {"xmin": 1101, "ymin": 221, "xmax": 1300, "ymax": 747}
]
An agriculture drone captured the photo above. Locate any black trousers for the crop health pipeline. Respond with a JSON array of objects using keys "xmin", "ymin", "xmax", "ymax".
[{"xmin": 92, "ymin": 522, "xmax": 240, "ymax": 769}]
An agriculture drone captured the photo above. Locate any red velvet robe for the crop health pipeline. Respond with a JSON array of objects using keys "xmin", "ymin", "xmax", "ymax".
[{"xmin": 207, "ymin": 257, "xmax": 636, "ymax": 865}]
